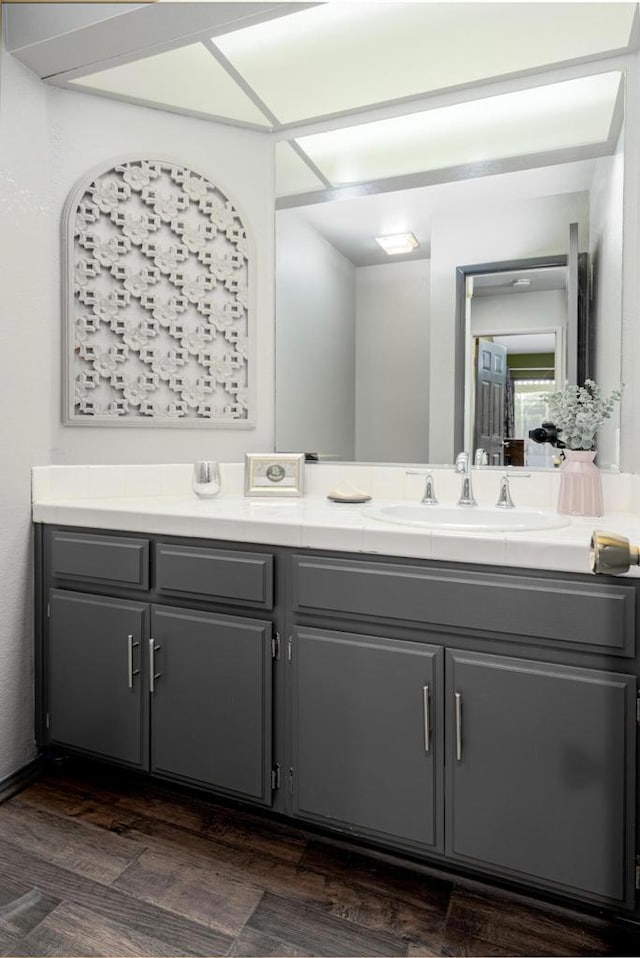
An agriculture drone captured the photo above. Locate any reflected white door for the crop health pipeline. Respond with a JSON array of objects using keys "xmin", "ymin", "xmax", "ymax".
[{"xmin": 473, "ymin": 339, "xmax": 507, "ymax": 465}]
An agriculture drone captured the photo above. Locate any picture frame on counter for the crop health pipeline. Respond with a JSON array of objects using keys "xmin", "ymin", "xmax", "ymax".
[{"xmin": 244, "ymin": 453, "xmax": 305, "ymax": 497}]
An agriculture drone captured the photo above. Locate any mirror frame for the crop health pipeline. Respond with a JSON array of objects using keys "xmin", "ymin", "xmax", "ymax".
[{"xmin": 453, "ymin": 253, "xmax": 592, "ymax": 457}]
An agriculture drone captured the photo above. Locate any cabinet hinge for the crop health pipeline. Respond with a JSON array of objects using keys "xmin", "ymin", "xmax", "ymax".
[
  {"xmin": 45, "ymin": 712, "xmax": 50, "ymax": 730},
  {"xmin": 635, "ymin": 856, "xmax": 640, "ymax": 891},
  {"xmin": 271, "ymin": 633, "xmax": 280, "ymax": 660},
  {"xmin": 287, "ymin": 635, "xmax": 293, "ymax": 662},
  {"xmin": 271, "ymin": 763, "xmax": 280, "ymax": 790},
  {"xmin": 288, "ymin": 767, "xmax": 293, "ymax": 795}
]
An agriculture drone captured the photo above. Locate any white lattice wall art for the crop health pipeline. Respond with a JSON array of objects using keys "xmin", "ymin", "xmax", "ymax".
[{"xmin": 63, "ymin": 157, "xmax": 254, "ymax": 427}]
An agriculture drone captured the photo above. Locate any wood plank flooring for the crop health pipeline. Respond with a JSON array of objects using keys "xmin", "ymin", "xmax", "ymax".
[{"xmin": 0, "ymin": 762, "xmax": 638, "ymax": 957}]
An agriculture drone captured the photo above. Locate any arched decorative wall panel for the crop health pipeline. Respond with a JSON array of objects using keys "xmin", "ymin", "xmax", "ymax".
[{"xmin": 63, "ymin": 156, "xmax": 254, "ymax": 427}]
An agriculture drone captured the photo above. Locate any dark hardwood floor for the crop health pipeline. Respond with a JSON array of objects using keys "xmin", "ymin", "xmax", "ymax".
[{"xmin": 0, "ymin": 762, "xmax": 638, "ymax": 957}]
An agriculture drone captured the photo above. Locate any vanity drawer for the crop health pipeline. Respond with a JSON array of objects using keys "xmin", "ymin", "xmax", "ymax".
[
  {"xmin": 155, "ymin": 543, "xmax": 274, "ymax": 609},
  {"xmin": 292, "ymin": 555, "xmax": 636, "ymax": 656},
  {"xmin": 50, "ymin": 531, "xmax": 149, "ymax": 590}
]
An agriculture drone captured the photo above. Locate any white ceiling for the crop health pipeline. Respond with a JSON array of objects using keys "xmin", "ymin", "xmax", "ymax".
[
  {"xmin": 281, "ymin": 159, "xmax": 597, "ymax": 267},
  {"xmin": 59, "ymin": 2, "xmax": 636, "ymax": 200},
  {"xmin": 493, "ymin": 333, "xmax": 558, "ymax": 354},
  {"xmin": 474, "ymin": 266, "xmax": 568, "ymax": 297}
]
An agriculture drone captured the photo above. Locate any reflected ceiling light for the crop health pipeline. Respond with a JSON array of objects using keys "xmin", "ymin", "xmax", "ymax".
[{"xmin": 375, "ymin": 233, "xmax": 419, "ymax": 255}]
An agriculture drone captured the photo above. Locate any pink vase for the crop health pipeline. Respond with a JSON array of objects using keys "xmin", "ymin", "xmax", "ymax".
[{"xmin": 557, "ymin": 450, "xmax": 603, "ymax": 516}]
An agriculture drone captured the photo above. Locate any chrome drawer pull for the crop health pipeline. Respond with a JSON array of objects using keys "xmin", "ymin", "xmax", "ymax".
[
  {"xmin": 455, "ymin": 691, "xmax": 462, "ymax": 761},
  {"xmin": 127, "ymin": 635, "xmax": 140, "ymax": 689},
  {"xmin": 149, "ymin": 638, "xmax": 161, "ymax": 693},
  {"xmin": 422, "ymin": 685, "xmax": 431, "ymax": 753}
]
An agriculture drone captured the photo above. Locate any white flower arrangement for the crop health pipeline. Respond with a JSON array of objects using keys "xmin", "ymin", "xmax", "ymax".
[{"xmin": 547, "ymin": 379, "xmax": 623, "ymax": 451}]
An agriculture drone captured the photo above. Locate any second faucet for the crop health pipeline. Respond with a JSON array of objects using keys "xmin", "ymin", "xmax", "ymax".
[{"xmin": 455, "ymin": 452, "xmax": 477, "ymax": 507}]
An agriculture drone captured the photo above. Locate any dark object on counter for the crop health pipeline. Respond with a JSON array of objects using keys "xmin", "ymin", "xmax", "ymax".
[{"xmin": 528, "ymin": 421, "xmax": 566, "ymax": 448}]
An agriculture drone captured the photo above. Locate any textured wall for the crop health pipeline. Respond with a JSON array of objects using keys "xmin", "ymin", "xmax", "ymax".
[
  {"xmin": 47, "ymin": 85, "xmax": 274, "ymax": 464},
  {"xmin": 0, "ymin": 46, "xmax": 275, "ymax": 782}
]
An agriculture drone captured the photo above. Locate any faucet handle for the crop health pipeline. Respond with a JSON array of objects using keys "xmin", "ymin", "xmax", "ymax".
[
  {"xmin": 495, "ymin": 471, "xmax": 531, "ymax": 508},
  {"xmin": 496, "ymin": 472, "xmax": 515, "ymax": 509},
  {"xmin": 421, "ymin": 472, "xmax": 439, "ymax": 505}
]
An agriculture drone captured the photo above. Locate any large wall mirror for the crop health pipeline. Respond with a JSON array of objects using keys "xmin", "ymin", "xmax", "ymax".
[
  {"xmin": 275, "ymin": 78, "xmax": 625, "ymax": 471},
  {"xmin": 456, "ymin": 244, "xmax": 589, "ymax": 470}
]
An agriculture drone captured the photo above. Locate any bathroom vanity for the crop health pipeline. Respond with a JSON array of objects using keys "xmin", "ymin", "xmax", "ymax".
[{"xmin": 33, "ymin": 508, "xmax": 640, "ymax": 918}]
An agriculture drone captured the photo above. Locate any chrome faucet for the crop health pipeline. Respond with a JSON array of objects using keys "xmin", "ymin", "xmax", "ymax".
[
  {"xmin": 455, "ymin": 452, "xmax": 477, "ymax": 506},
  {"xmin": 421, "ymin": 471, "xmax": 438, "ymax": 505},
  {"xmin": 495, "ymin": 470, "xmax": 531, "ymax": 508},
  {"xmin": 405, "ymin": 468, "xmax": 446, "ymax": 504},
  {"xmin": 496, "ymin": 472, "xmax": 515, "ymax": 509}
]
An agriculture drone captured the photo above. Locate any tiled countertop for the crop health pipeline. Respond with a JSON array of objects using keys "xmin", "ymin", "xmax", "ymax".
[{"xmin": 32, "ymin": 489, "xmax": 640, "ymax": 577}]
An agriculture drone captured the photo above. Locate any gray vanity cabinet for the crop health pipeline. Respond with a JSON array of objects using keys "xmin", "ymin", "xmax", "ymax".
[
  {"xmin": 291, "ymin": 626, "xmax": 443, "ymax": 851},
  {"xmin": 149, "ymin": 605, "xmax": 273, "ymax": 804},
  {"xmin": 48, "ymin": 589, "xmax": 149, "ymax": 769},
  {"xmin": 38, "ymin": 526, "xmax": 640, "ymax": 916},
  {"xmin": 446, "ymin": 649, "xmax": 637, "ymax": 908},
  {"xmin": 288, "ymin": 552, "xmax": 638, "ymax": 908}
]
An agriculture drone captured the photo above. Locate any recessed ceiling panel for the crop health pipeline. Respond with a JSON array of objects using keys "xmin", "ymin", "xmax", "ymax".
[
  {"xmin": 296, "ymin": 73, "xmax": 621, "ymax": 187},
  {"xmin": 213, "ymin": 3, "xmax": 635, "ymax": 124},
  {"xmin": 275, "ymin": 142, "xmax": 327, "ymax": 197},
  {"xmin": 69, "ymin": 43, "xmax": 272, "ymax": 127}
]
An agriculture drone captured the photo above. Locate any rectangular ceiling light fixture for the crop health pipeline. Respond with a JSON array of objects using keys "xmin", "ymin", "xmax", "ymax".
[
  {"xmin": 375, "ymin": 232, "xmax": 419, "ymax": 255},
  {"xmin": 298, "ymin": 71, "xmax": 621, "ymax": 186}
]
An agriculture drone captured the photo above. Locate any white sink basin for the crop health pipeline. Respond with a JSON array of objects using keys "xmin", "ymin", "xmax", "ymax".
[{"xmin": 368, "ymin": 504, "xmax": 570, "ymax": 533}]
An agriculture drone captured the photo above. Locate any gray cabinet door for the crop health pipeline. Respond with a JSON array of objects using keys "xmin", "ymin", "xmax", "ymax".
[
  {"xmin": 292, "ymin": 627, "xmax": 443, "ymax": 851},
  {"xmin": 150, "ymin": 605, "xmax": 273, "ymax": 804},
  {"xmin": 446, "ymin": 650, "xmax": 636, "ymax": 908},
  {"xmin": 48, "ymin": 590, "xmax": 148, "ymax": 768}
]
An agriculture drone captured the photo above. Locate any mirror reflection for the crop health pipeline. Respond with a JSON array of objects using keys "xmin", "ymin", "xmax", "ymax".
[
  {"xmin": 463, "ymin": 261, "xmax": 571, "ymax": 470},
  {"xmin": 275, "ymin": 149, "xmax": 624, "ymax": 470},
  {"xmin": 473, "ymin": 330, "xmax": 561, "ymax": 469}
]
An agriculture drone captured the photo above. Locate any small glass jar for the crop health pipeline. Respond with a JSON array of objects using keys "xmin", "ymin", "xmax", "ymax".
[{"xmin": 192, "ymin": 461, "xmax": 221, "ymax": 498}]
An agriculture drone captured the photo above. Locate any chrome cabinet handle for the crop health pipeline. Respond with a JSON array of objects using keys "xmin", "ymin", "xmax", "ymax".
[
  {"xmin": 455, "ymin": 691, "xmax": 462, "ymax": 761},
  {"xmin": 127, "ymin": 635, "xmax": 140, "ymax": 689},
  {"xmin": 149, "ymin": 638, "xmax": 161, "ymax": 693},
  {"xmin": 422, "ymin": 685, "xmax": 431, "ymax": 753}
]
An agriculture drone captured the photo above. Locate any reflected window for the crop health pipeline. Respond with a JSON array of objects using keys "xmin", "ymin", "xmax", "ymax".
[{"xmin": 514, "ymin": 379, "xmax": 555, "ymax": 441}]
